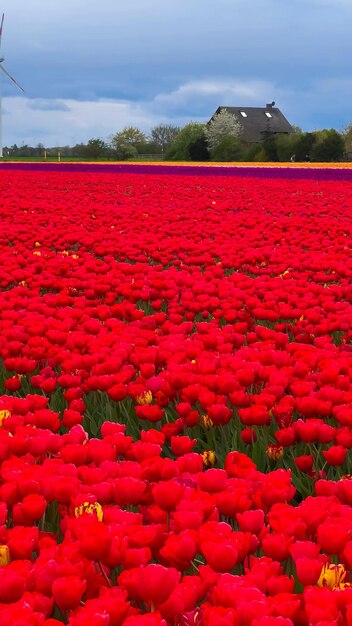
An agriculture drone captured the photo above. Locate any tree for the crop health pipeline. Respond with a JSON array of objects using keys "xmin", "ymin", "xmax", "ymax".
[
  {"xmin": 310, "ymin": 129, "xmax": 345, "ymax": 162},
  {"xmin": 112, "ymin": 127, "xmax": 147, "ymax": 147},
  {"xmin": 71, "ymin": 143, "xmax": 87, "ymax": 158},
  {"xmin": 342, "ymin": 123, "xmax": 352, "ymax": 155},
  {"xmin": 262, "ymin": 134, "xmax": 279, "ymax": 161},
  {"xmin": 113, "ymin": 142, "xmax": 138, "ymax": 160},
  {"xmin": 211, "ymin": 135, "xmax": 244, "ymax": 161},
  {"xmin": 275, "ymin": 133, "xmax": 300, "ymax": 162},
  {"xmin": 150, "ymin": 124, "xmax": 180, "ymax": 154},
  {"xmin": 81, "ymin": 138, "xmax": 108, "ymax": 160},
  {"xmin": 132, "ymin": 140, "xmax": 161, "ymax": 156},
  {"xmin": 245, "ymin": 143, "xmax": 264, "ymax": 162},
  {"xmin": 111, "ymin": 127, "xmax": 147, "ymax": 159},
  {"xmin": 205, "ymin": 109, "xmax": 242, "ymax": 151},
  {"xmin": 188, "ymin": 136, "xmax": 209, "ymax": 161},
  {"xmin": 17, "ymin": 144, "xmax": 35, "ymax": 157},
  {"xmin": 36, "ymin": 143, "xmax": 45, "ymax": 156},
  {"xmin": 164, "ymin": 123, "xmax": 208, "ymax": 160},
  {"xmin": 294, "ymin": 133, "xmax": 316, "ymax": 162}
]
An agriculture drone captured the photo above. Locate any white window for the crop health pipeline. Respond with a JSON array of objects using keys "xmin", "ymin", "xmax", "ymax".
[
  {"xmin": 240, "ymin": 111, "xmax": 247, "ymax": 117},
  {"xmin": 265, "ymin": 112, "xmax": 272, "ymax": 118}
]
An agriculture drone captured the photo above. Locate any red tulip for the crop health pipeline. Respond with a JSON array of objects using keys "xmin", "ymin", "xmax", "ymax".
[
  {"xmin": 317, "ymin": 522, "xmax": 349, "ymax": 554},
  {"xmin": 74, "ymin": 519, "xmax": 111, "ymax": 560},
  {"xmin": 52, "ymin": 575, "xmax": 87, "ymax": 611},
  {"xmin": 295, "ymin": 557, "xmax": 324, "ymax": 586},
  {"xmin": 135, "ymin": 405, "xmax": 164, "ymax": 423},
  {"xmin": 322, "ymin": 445, "xmax": 347, "ymax": 466},
  {"xmin": 261, "ymin": 534, "xmax": 292, "ymax": 562},
  {"xmin": 0, "ymin": 568, "xmax": 25, "ymax": 603},
  {"xmin": 152, "ymin": 480, "xmax": 184, "ymax": 511},
  {"xmin": 237, "ymin": 510, "xmax": 265, "ymax": 534},
  {"xmin": 119, "ymin": 564, "xmax": 181, "ymax": 606},
  {"xmin": 201, "ymin": 539, "xmax": 239, "ymax": 573}
]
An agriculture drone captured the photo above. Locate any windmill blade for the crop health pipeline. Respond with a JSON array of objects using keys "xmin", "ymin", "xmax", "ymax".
[
  {"xmin": 0, "ymin": 14, "xmax": 4, "ymax": 49},
  {"xmin": 0, "ymin": 63, "xmax": 24, "ymax": 92}
]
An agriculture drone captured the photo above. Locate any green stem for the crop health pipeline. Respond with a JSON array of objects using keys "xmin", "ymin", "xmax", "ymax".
[{"xmin": 97, "ymin": 561, "xmax": 113, "ymax": 587}]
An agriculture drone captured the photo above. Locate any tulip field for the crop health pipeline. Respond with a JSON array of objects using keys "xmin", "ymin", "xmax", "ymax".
[{"xmin": 3, "ymin": 163, "xmax": 352, "ymax": 625}]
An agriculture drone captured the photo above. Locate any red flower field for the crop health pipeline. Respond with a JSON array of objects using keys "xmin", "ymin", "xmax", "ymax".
[{"xmin": 1, "ymin": 166, "xmax": 352, "ymax": 624}]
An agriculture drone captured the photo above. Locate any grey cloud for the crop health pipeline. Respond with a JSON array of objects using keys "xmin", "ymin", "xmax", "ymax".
[
  {"xmin": 0, "ymin": 0, "xmax": 351, "ymax": 136},
  {"xmin": 4, "ymin": 73, "xmax": 352, "ymax": 148},
  {"xmin": 28, "ymin": 99, "xmax": 71, "ymax": 112}
]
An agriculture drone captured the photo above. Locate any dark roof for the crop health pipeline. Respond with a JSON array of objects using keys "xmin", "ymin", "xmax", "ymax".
[{"xmin": 211, "ymin": 105, "xmax": 294, "ymax": 143}]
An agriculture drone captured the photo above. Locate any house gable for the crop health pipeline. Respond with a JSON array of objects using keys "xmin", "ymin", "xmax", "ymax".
[{"xmin": 211, "ymin": 103, "xmax": 294, "ymax": 143}]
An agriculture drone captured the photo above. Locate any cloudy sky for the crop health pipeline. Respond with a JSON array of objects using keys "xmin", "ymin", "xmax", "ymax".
[{"xmin": 0, "ymin": 0, "xmax": 351, "ymax": 146}]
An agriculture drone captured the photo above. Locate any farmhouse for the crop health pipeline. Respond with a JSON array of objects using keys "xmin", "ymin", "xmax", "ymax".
[{"xmin": 210, "ymin": 102, "xmax": 294, "ymax": 144}]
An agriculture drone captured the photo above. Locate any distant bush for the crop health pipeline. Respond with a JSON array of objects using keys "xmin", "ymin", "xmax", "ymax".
[
  {"xmin": 188, "ymin": 137, "xmax": 210, "ymax": 161},
  {"xmin": 253, "ymin": 130, "xmax": 344, "ymax": 163},
  {"xmin": 343, "ymin": 124, "xmax": 352, "ymax": 156},
  {"xmin": 245, "ymin": 144, "xmax": 264, "ymax": 162},
  {"xmin": 80, "ymin": 139, "xmax": 108, "ymax": 160},
  {"xmin": 294, "ymin": 133, "xmax": 316, "ymax": 162},
  {"xmin": 210, "ymin": 136, "xmax": 244, "ymax": 161},
  {"xmin": 134, "ymin": 141, "xmax": 161, "ymax": 156},
  {"xmin": 262, "ymin": 134, "xmax": 279, "ymax": 161},
  {"xmin": 114, "ymin": 143, "xmax": 138, "ymax": 160},
  {"xmin": 275, "ymin": 133, "xmax": 300, "ymax": 162},
  {"xmin": 310, "ymin": 129, "xmax": 345, "ymax": 162},
  {"xmin": 252, "ymin": 147, "xmax": 267, "ymax": 162},
  {"xmin": 164, "ymin": 123, "xmax": 208, "ymax": 160}
]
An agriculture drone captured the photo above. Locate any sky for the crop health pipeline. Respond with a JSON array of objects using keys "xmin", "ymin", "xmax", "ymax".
[{"xmin": 0, "ymin": 0, "xmax": 351, "ymax": 147}]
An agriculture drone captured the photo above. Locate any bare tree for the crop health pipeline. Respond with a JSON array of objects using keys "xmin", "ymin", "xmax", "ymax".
[{"xmin": 150, "ymin": 124, "xmax": 180, "ymax": 154}]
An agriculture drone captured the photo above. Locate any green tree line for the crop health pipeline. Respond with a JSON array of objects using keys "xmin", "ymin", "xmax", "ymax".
[{"xmin": 4, "ymin": 118, "xmax": 352, "ymax": 163}]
